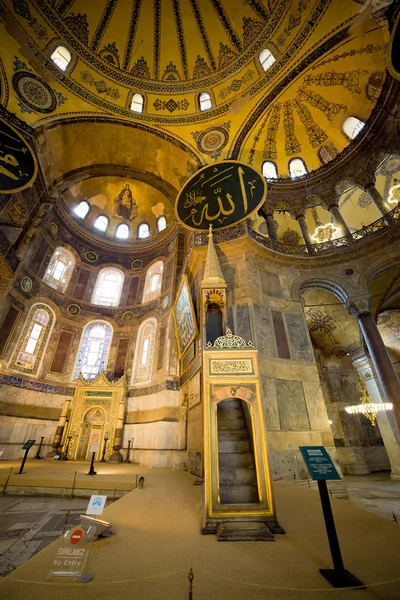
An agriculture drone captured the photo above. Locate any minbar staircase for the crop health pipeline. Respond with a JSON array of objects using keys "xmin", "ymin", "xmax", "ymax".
[{"xmin": 217, "ymin": 398, "xmax": 259, "ymax": 504}]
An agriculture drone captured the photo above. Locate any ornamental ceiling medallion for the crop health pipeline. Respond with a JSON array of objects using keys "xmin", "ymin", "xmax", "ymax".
[
  {"xmin": 0, "ymin": 118, "xmax": 38, "ymax": 193},
  {"xmin": 175, "ymin": 160, "xmax": 266, "ymax": 231}
]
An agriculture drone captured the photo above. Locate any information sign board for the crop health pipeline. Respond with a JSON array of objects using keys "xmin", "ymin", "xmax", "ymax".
[
  {"xmin": 299, "ymin": 446, "xmax": 341, "ymax": 481},
  {"xmin": 86, "ymin": 495, "xmax": 107, "ymax": 516},
  {"xmin": 89, "ymin": 443, "xmax": 100, "ymax": 453},
  {"xmin": 49, "ymin": 524, "xmax": 94, "ymax": 578},
  {"xmin": 22, "ymin": 439, "xmax": 36, "ymax": 450}
]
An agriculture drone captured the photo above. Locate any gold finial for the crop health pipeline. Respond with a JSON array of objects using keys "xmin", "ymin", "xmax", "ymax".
[{"xmin": 208, "ymin": 224, "xmax": 213, "ymax": 236}]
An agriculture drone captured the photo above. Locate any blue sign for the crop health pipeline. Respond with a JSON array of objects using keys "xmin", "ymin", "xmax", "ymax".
[
  {"xmin": 299, "ymin": 446, "xmax": 341, "ymax": 481},
  {"xmin": 22, "ymin": 439, "xmax": 36, "ymax": 450}
]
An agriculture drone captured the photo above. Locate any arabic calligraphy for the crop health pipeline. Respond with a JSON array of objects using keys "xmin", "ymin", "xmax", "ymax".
[
  {"xmin": 173, "ymin": 276, "xmax": 197, "ymax": 358},
  {"xmin": 175, "ymin": 161, "xmax": 266, "ymax": 231},
  {"xmin": 0, "ymin": 118, "xmax": 37, "ymax": 194}
]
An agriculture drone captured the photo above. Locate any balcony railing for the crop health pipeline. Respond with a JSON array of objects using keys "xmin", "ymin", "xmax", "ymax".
[{"xmin": 191, "ymin": 205, "xmax": 400, "ymax": 257}]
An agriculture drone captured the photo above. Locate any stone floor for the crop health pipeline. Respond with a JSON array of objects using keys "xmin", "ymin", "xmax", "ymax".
[
  {"xmin": 0, "ymin": 496, "xmax": 88, "ymax": 578},
  {"xmin": 344, "ymin": 471, "xmax": 400, "ymax": 522}
]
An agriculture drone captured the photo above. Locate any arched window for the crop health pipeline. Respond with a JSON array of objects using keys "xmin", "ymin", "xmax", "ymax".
[
  {"xmin": 289, "ymin": 158, "xmax": 308, "ymax": 179},
  {"xmin": 43, "ymin": 247, "xmax": 75, "ymax": 292},
  {"xmin": 199, "ymin": 92, "xmax": 212, "ymax": 111},
  {"xmin": 157, "ymin": 216, "xmax": 167, "ymax": 232},
  {"xmin": 116, "ymin": 223, "xmax": 129, "ymax": 239},
  {"xmin": 92, "ymin": 267, "xmax": 124, "ymax": 307},
  {"xmin": 259, "ymin": 48, "xmax": 276, "ymax": 71},
  {"xmin": 94, "ymin": 215, "xmax": 109, "ymax": 232},
  {"xmin": 131, "ymin": 318, "xmax": 157, "ymax": 385},
  {"xmin": 74, "ymin": 201, "xmax": 90, "ymax": 219},
  {"xmin": 50, "ymin": 45, "xmax": 71, "ymax": 71},
  {"xmin": 73, "ymin": 321, "xmax": 113, "ymax": 381},
  {"xmin": 143, "ymin": 260, "xmax": 164, "ymax": 303},
  {"xmin": 342, "ymin": 117, "xmax": 365, "ymax": 140},
  {"xmin": 318, "ymin": 144, "xmax": 339, "ymax": 165},
  {"xmin": 138, "ymin": 222, "xmax": 150, "ymax": 239},
  {"xmin": 10, "ymin": 304, "xmax": 54, "ymax": 375},
  {"xmin": 262, "ymin": 161, "xmax": 278, "ymax": 180},
  {"xmin": 130, "ymin": 93, "xmax": 144, "ymax": 113}
]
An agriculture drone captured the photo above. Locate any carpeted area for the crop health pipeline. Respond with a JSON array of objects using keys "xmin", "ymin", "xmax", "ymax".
[{"xmin": 0, "ymin": 469, "xmax": 399, "ymax": 600}]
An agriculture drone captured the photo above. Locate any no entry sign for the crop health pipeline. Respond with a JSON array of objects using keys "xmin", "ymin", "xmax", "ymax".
[{"xmin": 71, "ymin": 530, "xmax": 83, "ymax": 544}]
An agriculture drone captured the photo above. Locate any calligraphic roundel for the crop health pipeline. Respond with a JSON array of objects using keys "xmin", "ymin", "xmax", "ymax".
[
  {"xmin": 175, "ymin": 160, "xmax": 267, "ymax": 231},
  {"xmin": 0, "ymin": 118, "xmax": 38, "ymax": 194}
]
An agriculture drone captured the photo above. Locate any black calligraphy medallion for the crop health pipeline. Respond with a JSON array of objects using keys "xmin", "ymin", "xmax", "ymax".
[
  {"xmin": 175, "ymin": 160, "xmax": 267, "ymax": 231},
  {"xmin": 0, "ymin": 118, "xmax": 38, "ymax": 193}
]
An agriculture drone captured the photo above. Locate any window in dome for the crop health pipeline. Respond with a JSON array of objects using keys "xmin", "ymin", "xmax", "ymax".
[
  {"xmin": 92, "ymin": 267, "xmax": 124, "ymax": 307},
  {"xmin": 259, "ymin": 48, "xmax": 276, "ymax": 71},
  {"xmin": 318, "ymin": 143, "xmax": 339, "ymax": 165},
  {"xmin": 130, "ymin": 93, "xmax": 144, "ymax": 113},
  {"xmin": 94, "ymin": 215, "xmax": 109, "ymax": 232},
  {"xmin": 116, "ymin": 223, "xmax": 129, "ymax": 239},
  {"xmin": 342, "ymin": 117, "xmax": 365, "ymax": 140},
  {"xmin": 143, "ymin": 260, "xmax": 163, "ymax": 303},
  {"xmin": 131, "ymin": 317, "xmax": 157, "ymax": 384},
  {"xmin": 289, "ymin": 158, "xmax": 308, "ymax": 179},
  {"xmin": 10, "ymin": 304, "xmax": 54, "ymax": 375},
  {"xmin": 50, "ymin": 45, "xmax": 71, "ymax": 71},
  {"xmin": 73, "ymin": 321, "xmax": 113, "ymax": 380},
  {"xmin": 157, "ymin": 216, "xmax": 167, "ymax": 232},
  {"xmin": 138, "ymin": 222, "xmax": 150, "ymax": 239},
  {"xmin": 43, "ymin": 247, "xmax": 75, "ymax": 292},
  {"xmin": 262, "ymin": 161, "xmax": 278, "ymax": 180},
  {"xmin": 74, "ymin": 201, "xmax": 90, "ymax": 219},
  {"xmin": 199, "ymin": 92, "xmax": 212, "ymax": 111}
]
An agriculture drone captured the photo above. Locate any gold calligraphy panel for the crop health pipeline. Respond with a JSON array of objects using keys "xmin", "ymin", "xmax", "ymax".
[
  {"xmin": 0, "ymin": 118, "xmax": 38, "ymax": 193},
  {"xmin": 173, "ymin": 275, "xmax": 198, "ymax": 358},
  {"xmin": 175, "ymin": 160, "xmax": 266, "ymax": 231}
]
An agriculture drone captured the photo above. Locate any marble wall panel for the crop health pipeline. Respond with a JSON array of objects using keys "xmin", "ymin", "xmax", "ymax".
[
  {"xmin": 234, "ymin": 304, "xmax": 252, "ymax": 343},
  {"xmin": 271, "ymin": 311, "xmax": 290, "ymax": 359},
  {"xmin": 259, "ymin": 371, "xmax": 280, "ymax": 430},
  {"xmin": 285, "ymin": 314, "xmax": 313, "ymax": 362},
  {"xmin": 259, "ymin": 269, "xmax": 283, "ymax": 298},
  {"xmin": 302, "ymin": 381, "xmax": 330, "ymax": 431},
  {"xmin": 253, "ymin": 305, "xmax": 276, "ymax": 358},
  {"xmin": 0, "ymin": 416, "xmax": 57, "ymax": 460},
  {"xmin": 276, "ymin": 379, "xmax": 310, "ymax": 430}
]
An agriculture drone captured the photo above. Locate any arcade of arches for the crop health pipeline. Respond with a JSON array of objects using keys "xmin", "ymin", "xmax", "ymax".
[{"xmin": 0, "ymin": 0, "xmax": 400, "ymax": 529}]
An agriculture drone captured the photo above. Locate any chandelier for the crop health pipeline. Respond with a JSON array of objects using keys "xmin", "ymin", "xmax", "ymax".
[{"xmin": 345, "ymin": 378, "xmax": 393, "ymax": 426}]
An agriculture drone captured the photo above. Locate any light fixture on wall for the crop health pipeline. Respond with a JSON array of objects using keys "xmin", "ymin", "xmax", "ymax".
[
  {"xmin": 311, "ymin": 223, "xmax": 339, "ymax": 243},
  {"xmin": 345, "ymin": 378, "xmax": 393, "ymax": 426}
]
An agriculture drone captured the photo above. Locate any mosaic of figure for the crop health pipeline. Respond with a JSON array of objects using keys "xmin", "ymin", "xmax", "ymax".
[{"xmin": 113, "ymin": 183, "xmax": 138, "ymax": 221}]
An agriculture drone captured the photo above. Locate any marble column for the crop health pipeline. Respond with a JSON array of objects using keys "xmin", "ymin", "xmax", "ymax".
[
  {"xmin": 48, "ymin": 398, "xmax": 71, "ymax": 457},
  {"xmin": 296, "ymin": 214, "xmax": 314, "ymax": 250},
  {"xmin": 264, "ymin": 213, "xmax": 279, "ymax": 242},
  {"xmin": 328, "ymin": 204, "xmax": 353, "ymax": 239},
  {"xmin": 348, "ymin": 298, "xmax": 400, "ymax": 480},
  {"xmin": 364, "ymin": 182, "xmax": 391, "ymax": 217},
  {"xmin": 352, "ymin": 354, "xmax": 400, "ymax": 479}
]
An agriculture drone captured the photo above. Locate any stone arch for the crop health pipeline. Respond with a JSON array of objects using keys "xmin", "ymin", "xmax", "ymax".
[{"xmin": 291, "ymin": 275, "xmax": 350, "ymax": 305}]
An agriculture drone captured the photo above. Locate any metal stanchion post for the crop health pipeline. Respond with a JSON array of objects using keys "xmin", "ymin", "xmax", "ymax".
[
  {"xmin": 101, "ymin": 438, "xmax": 109, "ymax": 462},
  {"xmin": 87, "ymin": 452, "xmax": 97, "ymax": 476},
  {"xmin": 34, "ymin": 436, "xmax": 45, "ymax": 459},
  {"xmin": 126, "ymin": 439, "xmax": 131, "ymax": 463}
]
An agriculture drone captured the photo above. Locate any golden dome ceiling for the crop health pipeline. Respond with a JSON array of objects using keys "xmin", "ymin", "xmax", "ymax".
[{"xmin": 0, "ymin": 0, "xmax": 393, "ymax": 203}]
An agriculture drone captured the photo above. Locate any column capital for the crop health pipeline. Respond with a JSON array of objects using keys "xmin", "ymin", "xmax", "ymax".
[
  {"xmin": 290, "ymin": 207, "xmax": 306, "ymax": 220},
  {"xmin": 346, "ymin": 295, "xmax": 373, "ymax": 318},
  {"xmin": 354, "ymin": 171, "xmax": 376, "ymax": 191}
]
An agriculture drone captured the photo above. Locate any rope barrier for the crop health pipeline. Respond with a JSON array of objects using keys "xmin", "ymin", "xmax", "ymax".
[{"xmin": 8, "ymin": 569, "xmax": 400, "ymax": 592}]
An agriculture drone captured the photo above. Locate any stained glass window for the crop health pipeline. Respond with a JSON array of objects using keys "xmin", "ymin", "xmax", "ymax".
[
  {"xmin": 94, "ymin": 215, "xmax": 109, "ymax": 232},
  {"xmin": 74, "ymin": 201, "xmax": 90, "ymax": 219},
  {"xmin": 73, "ymin": 321, "xmax": 113, "ymax": 380},
  {"xmin": 343, "ymin": 117, "xmax": 365, "ymax": 140},
  {"xmin": 157, "ymin": 216, "xmax": 167, "ymax": 232},
  {"xmin": 50, "ymin": 45, "xmax": 71, "ymax": 71},
  {"xmin": 138, "ymin": 223, "xmax": 150, "ymax": 239},
  {"xmin": 116, "ymin": 223, "xmax": 129, "ymax": 239},
  {"xmin": 259, "ymin": 48, "xmax": 276, "ymax": 71},
  {"xmin": 43, "ymin": 247, "xmax": 75, "ymax": 292},
  {"xmin": 131, "ymin": 318, "xmax": 157, "ymax": 384},
  {"xmin": 131, "ymin": 93, "xmax": 144, "ymax": 113},
  {"xmin": 10, "ymin": 304, "xmax": 54, "ymax": 375},
  {"xmin": 143, "ymin": 261, "xmax": 163, "ymax": 303},
  {"xmin": 199, "ymin": 92, "xmax": 212, "ymax": 111},
  {"xmin": 92, "ymin": 268, "xmax": 124, "ymax": 307}
]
